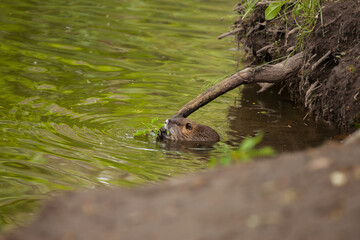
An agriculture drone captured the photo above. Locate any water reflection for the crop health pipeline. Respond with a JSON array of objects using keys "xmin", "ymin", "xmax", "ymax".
[
  {"xmin": 0, "ymin": 0, "xmax": 338, "ymax": 231},
  {"xmin": 0, "ymin": 0, "xmax": 240, "ymax": 230},
  {"xmin": 226, "ymin": 85, "xmax": 339, "ymax": 151}
]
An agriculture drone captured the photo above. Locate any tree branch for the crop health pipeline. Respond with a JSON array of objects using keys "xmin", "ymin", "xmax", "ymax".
[
  {"xmin": 218, "ymin": 27, "xmax": 243, "ymax": 40},
  {"xmin": 172, "ymin": 52, "xmax": 304, "ymax": 119}
]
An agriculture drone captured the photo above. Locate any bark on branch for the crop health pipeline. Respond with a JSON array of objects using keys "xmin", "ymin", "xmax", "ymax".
[
  {"xmin": 172, "ymin": 52, "xmax": 304, "ymax": 119},
  {"xmin": 218, "ymin": 27, "xmax": 244, "ymax": 40}
]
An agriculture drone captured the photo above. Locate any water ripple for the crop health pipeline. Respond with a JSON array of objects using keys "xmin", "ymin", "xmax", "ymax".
[{"xmin": 0, "ymin": 0, "xmax": 238, "ymax": 230}]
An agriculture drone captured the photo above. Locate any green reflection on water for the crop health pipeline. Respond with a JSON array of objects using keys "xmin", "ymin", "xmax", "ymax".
[{"xmin": 0, "ymin": 0, "xmax": 239, "ymax": 231}]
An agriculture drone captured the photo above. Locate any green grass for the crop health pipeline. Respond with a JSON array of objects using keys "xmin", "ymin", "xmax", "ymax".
[{"xmin": 237, "ymin": 0, "xmax": 324, "ymax": 51}]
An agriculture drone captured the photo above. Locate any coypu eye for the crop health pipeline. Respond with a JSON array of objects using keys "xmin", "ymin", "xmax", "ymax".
[
  {"xmin": 175, "ymin": 122, "xmax": 180, "ymax": 126},
  {"xmin": 185, "ymin": 123, "xmax": 192, "ymax": 130}
]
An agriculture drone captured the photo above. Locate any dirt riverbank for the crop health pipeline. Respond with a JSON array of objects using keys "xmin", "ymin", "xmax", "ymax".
[{"xmin": 232, "ymin": 0, "xmax": 359, "ymax": 131}]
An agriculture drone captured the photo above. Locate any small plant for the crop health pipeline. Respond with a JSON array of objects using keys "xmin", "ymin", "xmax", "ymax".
[
  {"xmin": 133, "ymin": 117, "xmax": 164, "ymax": 138},
  {"xmin": 210, "ymin": 132, "xmax": 275, "ymax": 166},
  {"xmin": 265, "ymin": 1, "xmax": 286, "ymax": 20},
  {"xmin": 347, "ymin": 65, "xmax": 355, "ymax": 74},
  {"xmin": 238, "ymin": 0, "xmax": 323, "ymax": 51},
  {"xmin": 241, "ymin": 0, "xmax": 259, "ymax": 19}
]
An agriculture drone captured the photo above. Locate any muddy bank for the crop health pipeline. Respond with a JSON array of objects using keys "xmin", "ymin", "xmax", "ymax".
[
  {"xmin": 232, "ymin": 0, "xmax": 360, "ymax": 131},
  {"xmin": 2, "ymin": 130, "xmax": 360, "ymax": 240}
]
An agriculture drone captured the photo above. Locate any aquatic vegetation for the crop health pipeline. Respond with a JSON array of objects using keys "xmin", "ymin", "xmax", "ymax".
[
  {"xmin": 210, "ymin": 132, "xmax": 275, "ymax": 166},
  {"xmin": 133, "ymin": 117, "xmax": 165, "ymax": 138}
]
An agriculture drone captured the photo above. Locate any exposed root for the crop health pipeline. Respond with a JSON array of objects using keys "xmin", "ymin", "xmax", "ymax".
[
  {"xmin": 305, "ymin": 80, "xmax": 320, "ymax": 107},
  {"xmin": 224, "ymin": 0, "xmax": 359, "ymax": 130},
  {"xmin": 278, "ymin": 84, "xmax": 287, "ymax": 95},
  {"xmin": 311, "ymin": 50, "xmax": 332, "ymax": 71},
  {"xmin": 354, "ymin": 90, "xmax": 360, "ymax": 101},
  {"xmin": 256, "ymin": 43, "xmax": 275, "ymax": 58},
  {"xmin": 303, "ymin": 111, "xmax": 310, "ymax": 120},
  {"xmin": 257, "ymin": 83, "xmax": 275, "ymax": 93},
  {"xmin": 246, "ymin": 22, "xmax": 265, "ymax": 38},
  {"xmin": 286, "ymin": 46, "xmax": 295, "ymax": 53},
  {"xmin": 218, "ymin": 27, "xmax": 243, "ymax": 40},
  {"xmin": 285, "ymin": 27, "xmax": 299, "ymax": 46},
  {"xmin": 306, "ymin": 53, "xmax": 318, "ymax": 68},
  {"xmin": 173, "ymin": 52, "xmax": 304, "ymax": 118}
]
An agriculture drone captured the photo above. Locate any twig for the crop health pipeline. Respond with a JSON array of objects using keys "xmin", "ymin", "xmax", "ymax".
[
  {"xmin": 257, "ymin": 83, "xmax": 275, "ymax": 93},
  {"xmin": 256, "ymin": 43, "xmax": 275, "ymax": 57},
  {"xmin": 354, "ymin": 90, "xmax": 359, "ymax": 101},
  {"xmin": 287, "ymin": 27, "xmax": 300, "ymax": 36},
  {"xmin": 305, "ymin": 81, "xmax": 321, "ymax": 107},
  {"xmin": 246, "ymin": 22, "xmax": 265, "ymax": 38},
  {"xmin": 307, "ymin": 53, "xmax": 318, "ymax": 66},
  {"xmin": 218, "ymin": 27, "xmax": 243, "ymax": 40},
  {"xmin": 278, "ymin": 84, "xmax": 287, "ymax": 95},
  {"xmin": 303, "ymin": 111, "xmax": 310, "ymax": 120},
  {"xmin": 311, "ymin": 50, "xmax": 332, "ymax": 71},
  {"xmin": 285, "ymin": 27, "xmax": 299, "ymax": 46},
  {"xmin": 286, "ymin": 46, "xmax": 295, "ymax": 53}
]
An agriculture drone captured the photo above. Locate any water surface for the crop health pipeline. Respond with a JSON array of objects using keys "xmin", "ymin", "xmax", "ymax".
[{"xmin": 0, "ymin": 0, "xmax": 338, "ymax": 230}]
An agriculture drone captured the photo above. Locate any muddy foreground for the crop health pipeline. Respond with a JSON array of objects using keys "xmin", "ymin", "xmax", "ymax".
[{"xmin": 2, "ymin": 131, "xmax": 360, "ymax": 240}]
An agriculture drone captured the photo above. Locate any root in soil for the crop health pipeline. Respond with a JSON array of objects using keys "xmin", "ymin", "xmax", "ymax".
[{"xmin": 230, "ymin": 0, "xmax": 360, "ymax": 131}]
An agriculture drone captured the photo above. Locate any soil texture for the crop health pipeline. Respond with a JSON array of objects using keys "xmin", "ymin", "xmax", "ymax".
[{"xmin": 233, "ymin": 0, "xmax": 360, "ymax": 131}]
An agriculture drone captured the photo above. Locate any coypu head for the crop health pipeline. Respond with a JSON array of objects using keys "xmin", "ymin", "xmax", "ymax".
[{"xmin": 157, "ymin": 118, "xmax": 220, "ymax": 142}]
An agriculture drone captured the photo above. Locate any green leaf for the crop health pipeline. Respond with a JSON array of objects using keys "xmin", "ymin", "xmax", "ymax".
[
  {"xmin": 211, "ymin": 133, "xmax": 275, "ymax": 166},
  {"xmin": 219, "ymin": 155, "xmax": 232, "ymax": 166},
  {"xmin": 260, "ymin": 147, "xmax": 276, "ymax": 156},
  {"xmin": 248, "ymin": 147, "xmax": 276, "ymax": 158},
  {"xmin": 151, "ymin": 117, "xmax": 159, "ymax": 124},
  {"xmin": 134, "ymin": 117, "xmax": 164, "ymax": 140},
  {"xmin": 242, "ymin": 0, "xmax": 259, "ymax": 19},
  {"xmin": 239, "ymin": 133, "xmax": 263, "ymax": 151},
  {"xmin": 293, "ymin": 3, "xmax": 302, "ymax": 16},
  {"xmin": 265, "ymin": 2, "xmax": 285, "ymax": 20},
  {"xmin": 133, "ymin": 130, "xmax": 145, "ymax": 137}
]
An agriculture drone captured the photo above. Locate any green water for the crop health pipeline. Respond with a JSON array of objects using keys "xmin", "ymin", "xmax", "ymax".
[{"xmin": 0, "ymin": 0, "xmax": 338, "ymax": 231}]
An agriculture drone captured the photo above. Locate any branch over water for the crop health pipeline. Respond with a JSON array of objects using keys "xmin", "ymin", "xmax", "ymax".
[{"xmin": 172, "ymin": 52, "xmax": 304, "ymax": 118}]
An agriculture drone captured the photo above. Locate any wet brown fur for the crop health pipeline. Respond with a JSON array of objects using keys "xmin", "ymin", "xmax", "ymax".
[{"xmin": 163, "ymin": 118, "xmax": 220, "ymax": 142}]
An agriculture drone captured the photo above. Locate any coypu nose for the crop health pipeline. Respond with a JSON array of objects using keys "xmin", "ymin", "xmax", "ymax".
[{"xmin": 165, "ymin": 119, "xmax": 169, "ymax": 130}]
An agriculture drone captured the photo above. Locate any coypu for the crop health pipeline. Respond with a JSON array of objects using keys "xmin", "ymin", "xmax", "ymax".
[{"xmin": 157, "ymin": 118, "xmax": 220, "ymax": 142}]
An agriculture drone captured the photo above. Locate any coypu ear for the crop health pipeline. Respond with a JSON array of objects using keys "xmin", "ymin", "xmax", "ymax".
[{"xmin": 185, "ymin": 122, "xmax": 192, "ymax": 130}]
